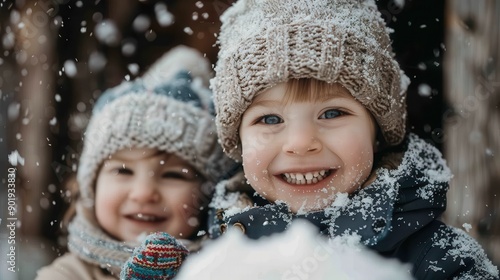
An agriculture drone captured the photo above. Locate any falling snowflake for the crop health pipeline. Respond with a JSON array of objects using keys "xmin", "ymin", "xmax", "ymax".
[{"xmin": 8, "ymin": 150, "xmax": 25, "ymax": 166}]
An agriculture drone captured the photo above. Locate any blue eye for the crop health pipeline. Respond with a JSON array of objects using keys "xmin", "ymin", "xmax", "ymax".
[
  {"xmin": 321, "ymin": 109, "xmax": 342, "ymax": 119},
  {"xmin": 260, "ymin": 115, "xmax": 282, "ymax": 124}
]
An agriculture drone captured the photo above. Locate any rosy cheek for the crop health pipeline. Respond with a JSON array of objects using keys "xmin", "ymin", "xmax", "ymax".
[
  {"xmin": 242, "ymin": 127, "xmax": 277, "ymax": 153},
  {"xmin": 241, "ymin": 140, "xmax": 260, "ymax": 162}
]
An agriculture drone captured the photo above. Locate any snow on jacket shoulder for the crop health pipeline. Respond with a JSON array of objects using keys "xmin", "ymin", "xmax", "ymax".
[{"xmin": 395, "ymin": 220, "xmax": 499, "ymax": 279}]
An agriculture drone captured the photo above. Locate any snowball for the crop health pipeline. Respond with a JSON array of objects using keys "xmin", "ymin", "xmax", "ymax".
[{"xmin": 176, "ymin": 220, "xmax": 413, "ymax": 280}]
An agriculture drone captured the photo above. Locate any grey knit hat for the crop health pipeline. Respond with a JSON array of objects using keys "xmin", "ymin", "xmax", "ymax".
[
  {"xmin": 211, "ymin": 0, "xmax": 410, "ymax": 161},
  {"xmin": 77, "ymin": 45, "xmax": 235, "ymax": 203}
]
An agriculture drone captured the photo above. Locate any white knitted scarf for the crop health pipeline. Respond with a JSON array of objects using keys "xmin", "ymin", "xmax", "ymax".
[{"xmin": 67, "ymin": 213, "xmax": 137, "ymax": 277}]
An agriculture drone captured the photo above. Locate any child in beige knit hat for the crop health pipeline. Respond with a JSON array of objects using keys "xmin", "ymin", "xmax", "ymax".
[
  {"xmin": 208, "ymin": 0, "xmax": 499, "ymax": 279},
  {"xmin": 35, "ymin": 45, "xmax": 235, "ymax": 280}
]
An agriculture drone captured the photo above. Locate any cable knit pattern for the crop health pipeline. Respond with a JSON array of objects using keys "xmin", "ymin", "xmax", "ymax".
[
  {"xmin": 77, "ymin": 47, "xmax": 235, "ymax": 203},
  {"xmin": 68, "ymin": 212, "xmax": 136, "ymax": 277},
  {"xmin": 120, "ymin": 232, "xmax": 188, "ymax": 279},
  {"xmin": 78, "ymin": 87, "xmax": 232, "ymax": 202},
  {"xmin": 211, "ymin": 0, "xmax": 410, "ymax": 160}
]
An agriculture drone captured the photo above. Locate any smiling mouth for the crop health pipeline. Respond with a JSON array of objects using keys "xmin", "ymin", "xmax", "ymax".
[
  {"xmin": 127, "ymin": 213, "xmax": 166, "ymax": 223},
  {"xmin": 281, "ymin": 169, "xmax": 332, "ymax": 185}
]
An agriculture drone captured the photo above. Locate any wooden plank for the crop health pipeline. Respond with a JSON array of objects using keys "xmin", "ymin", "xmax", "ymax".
[{"xmin": 443, "ymin": 0, "xmax": 500, "ymax": 265}]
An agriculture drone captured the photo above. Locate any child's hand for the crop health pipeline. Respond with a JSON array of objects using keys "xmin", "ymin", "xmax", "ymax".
[{"xmin": 120, "ymin": 232, "xmax": 189, "ymax": 280}]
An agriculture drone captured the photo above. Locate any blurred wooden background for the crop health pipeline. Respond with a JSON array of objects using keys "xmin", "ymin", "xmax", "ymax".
[
  {"xmin": 0, "ymin": 0, "xmax": 498, "ymax": 278},
  {"xmin": 443, "ymin": 0, "xmax": 500, "ymax": 265}
]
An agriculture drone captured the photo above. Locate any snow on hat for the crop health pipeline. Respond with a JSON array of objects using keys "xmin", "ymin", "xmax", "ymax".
[
  {"xmin": 77, "ymin": 45, "xmax": 235, "ymax": 205},
  {"xmin": 211, "ymin": 0, "xmax": 411, "ymax": 161},
  {"xmin": 120, "ymin": 232, "xmax": 189, "ymax": 280}
]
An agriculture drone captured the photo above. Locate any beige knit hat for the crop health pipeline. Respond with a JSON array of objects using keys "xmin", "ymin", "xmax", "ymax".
[
  {"xmin": 211, "ymin": 0, "xmax": 410, "ymax": 161},
  {"xmin": 77, "ymin": 45, "xmax": 235, "ymax": 205}
]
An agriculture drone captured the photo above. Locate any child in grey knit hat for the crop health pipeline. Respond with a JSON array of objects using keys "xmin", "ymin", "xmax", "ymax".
[
  {"xmin": 35, "ymin": 45, "xmax": 235, "ymax": 280},
  {"xmin": 208, "ymin": 0, "xmax": 499, "ymax": 279}
]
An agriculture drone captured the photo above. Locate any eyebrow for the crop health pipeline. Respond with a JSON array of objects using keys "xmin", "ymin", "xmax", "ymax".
[
  {"xmin": 251, "ymin": 94, "xmax": 355, "ymax": 109},
  {"xmin": 317, "ymin": 94, "xmax": 349, "ymax": 102},
  {"xmin": 302, "ymin": 88, "xmax": 353, "ymax": 102}
]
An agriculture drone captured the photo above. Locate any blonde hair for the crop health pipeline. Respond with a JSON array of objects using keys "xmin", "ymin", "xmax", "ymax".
[{"xmin": 284, "ymin": 79, "xmax": 346, "ymax": 104}]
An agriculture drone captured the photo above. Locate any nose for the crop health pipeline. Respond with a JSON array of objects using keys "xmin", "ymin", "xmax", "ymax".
[
  {"xmin": 282, "ymin": 123, "xmax": 322, "ymax": 156},
  {"xmin": 128, "ymin": 177, "xmax": 160, "ymax": 203}
]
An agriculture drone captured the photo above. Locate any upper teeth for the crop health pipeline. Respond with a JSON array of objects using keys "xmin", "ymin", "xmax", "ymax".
[
  {"xmin": 134, "ymin": 213, "xmax": 158, "ymax": 222},
  {"xmin": 282, "ymin": 170, "xmax": 329, "ymax": 185}
]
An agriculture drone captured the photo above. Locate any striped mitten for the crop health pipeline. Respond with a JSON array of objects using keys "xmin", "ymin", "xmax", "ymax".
[{"xmin": 121, "ymin": 232, "xmax": 189, "ymax": 279}]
